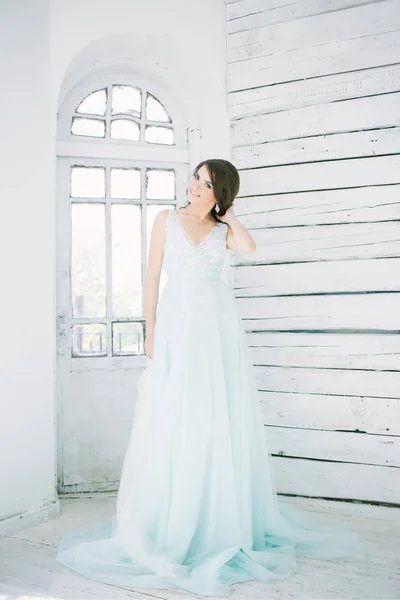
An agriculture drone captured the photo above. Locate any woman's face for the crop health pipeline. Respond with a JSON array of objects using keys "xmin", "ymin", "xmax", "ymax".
[{"xmin": 187, "ymin": 165, "xmax": 216, "ymax": 206}]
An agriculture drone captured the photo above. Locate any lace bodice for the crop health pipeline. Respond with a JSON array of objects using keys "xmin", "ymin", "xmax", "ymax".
[{"xmin": 163, "ymin": 208, "xmax": 228, "ymax": 282}]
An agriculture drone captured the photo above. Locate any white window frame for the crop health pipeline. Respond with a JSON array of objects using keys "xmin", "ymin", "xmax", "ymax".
[{"xmin": 56, "ymin": 69, "xmax": 192, "ymax": 372}]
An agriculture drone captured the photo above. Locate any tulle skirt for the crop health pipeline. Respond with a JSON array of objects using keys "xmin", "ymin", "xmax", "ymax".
[{"xmin": 56, "ymin": 276, "xmax": 364, "ymax": 596}]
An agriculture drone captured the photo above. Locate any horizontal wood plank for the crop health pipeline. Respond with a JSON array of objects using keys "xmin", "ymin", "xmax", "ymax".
[
  {"xmin": 232, "ymin": 222, "xmax": 400, "ymax": 264},
  {"xmin": 237, "ymin": 156, "xmax": 400, "ymax": 196},
  {"xmin": 228, "ymin": 1, "xmax": 399, "ymax": 58},
  {"xmin": 272, "ymin": 456, "xmax": 400, "ymax": 503},
  {"xmin": 234, "ymin": 185, "xmax": 400, "ymax": 227},
  {"xmin": 248, "ymin": 331, "xmax": 400, "ymax": 371},
  {"xmin": 235, "ymin": 293, "xmax": 399, "ymax": 331},
  {"xmin": 232, "ymin": 128, "xmax": 400, "ymax": 169},
  {"xmin": 254, "ymin": 364, "xmax": 400, "ymax": 399},
  {"xmin": 228, "ymin": 30, "xmax": 400, "ymax": 91},
  {"xmin": 227, "ymin": 0, "xmax": 384, "ymax": 29},
  {"xmin": 233, "ymin": 259, "xmax": 400, "ymax": 294},
  {"xmin": 232, "ymin": 94, "xmax": 400, "ymax": 146},
  {"xmin": 229, "ymin": 64, "xmax": 400, "ymax": 119},
  {"xmin": 265, "ymin": 426, "xmax": 399, "ymax": 467},
  {"xmin": 259, "ymin": 391, "xmax": 400, "ymax": 435}
]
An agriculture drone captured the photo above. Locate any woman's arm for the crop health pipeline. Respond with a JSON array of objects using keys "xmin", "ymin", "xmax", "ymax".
[
  {"xmin": 143, "ymin": 209, "xmax": 168, "ymax": 357},
  {"xmin": 221, "ymin": 207, "xmax": 256, "ymax": 253}
]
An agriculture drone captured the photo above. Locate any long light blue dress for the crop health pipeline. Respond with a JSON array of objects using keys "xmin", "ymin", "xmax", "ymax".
[{"xmin": 56, "ymin": 208, "xmax": 363, "ymax": 596}]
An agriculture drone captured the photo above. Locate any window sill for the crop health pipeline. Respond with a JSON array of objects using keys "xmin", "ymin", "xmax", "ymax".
[{"xmin": 70, "ymin": 354, "xmax": 147, "ymax": 372}]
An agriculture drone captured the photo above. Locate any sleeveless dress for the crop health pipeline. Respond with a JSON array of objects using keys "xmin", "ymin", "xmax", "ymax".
[{"xmin": 56, "ymin": 208, "xmax": 363, "ymax": 596}]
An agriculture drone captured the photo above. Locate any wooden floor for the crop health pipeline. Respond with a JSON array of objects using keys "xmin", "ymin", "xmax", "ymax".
[{"xmin": 1, "ymin": 494, "xmax": 399, "ymax": 599}]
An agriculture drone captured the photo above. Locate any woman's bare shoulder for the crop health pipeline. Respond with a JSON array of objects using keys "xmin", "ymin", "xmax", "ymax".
[
  {"xmin": 156, "ymin": 208, "xmax": 172, "ymax": 222},
  {"xmin": 151, "ymin": 208, "xmax": 171, "ymax": 230},
  {"xmin": 150, "ymin": 209, "xmax": 171, "ymax": 245}
]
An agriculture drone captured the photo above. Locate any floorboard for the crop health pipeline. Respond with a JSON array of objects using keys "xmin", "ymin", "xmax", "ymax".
[{"xmin": 1, "ymin": 495, "xmax": 399, "ymax": 599}]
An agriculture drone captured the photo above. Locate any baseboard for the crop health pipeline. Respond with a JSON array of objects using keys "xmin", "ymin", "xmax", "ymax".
[{"xmin": 0, "ymin": 498, "xmax": 61, "ymax": 538}]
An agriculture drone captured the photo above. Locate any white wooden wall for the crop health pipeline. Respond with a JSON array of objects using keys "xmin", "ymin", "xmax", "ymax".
[{"xmin": 227, "ymin": 0, "xmax": 400, "ymax": 504}]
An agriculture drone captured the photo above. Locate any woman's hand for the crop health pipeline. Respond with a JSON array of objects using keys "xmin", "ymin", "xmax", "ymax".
[
  {"xmin": 218, "ymin": 205, "xmax": 235, "ymax": 224},
  {"xmin": 220, "ymin": 205, "xmax": 256, "ymax": 253},
  {"xmin": 144, "ymin": 332, "xmax": 154, "ymax": 359}
]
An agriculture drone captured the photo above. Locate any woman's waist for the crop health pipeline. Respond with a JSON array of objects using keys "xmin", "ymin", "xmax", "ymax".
[
  {"xmin": 161, "ymin": 275, "xmax": 231, "ymax": 295},
  {"xmin": 164, "ymin": 270, "xmax": 224, "ymax": 283}
]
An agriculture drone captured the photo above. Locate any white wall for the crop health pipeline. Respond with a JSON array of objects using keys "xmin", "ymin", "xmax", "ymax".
[
  {"xmin": 227, "ymin": 0, "xmax": 400, "ymax": 504},
  {"xmin": 0, "ymin": 0, "xmax": 231, "ymax": 533},
  {"xmin": 50, "ymin": 0, "xmax": 230, "ymax": 154},
  {"xmin": 0, "ymin": 0, "xmax": 59, "ymax": 535}
]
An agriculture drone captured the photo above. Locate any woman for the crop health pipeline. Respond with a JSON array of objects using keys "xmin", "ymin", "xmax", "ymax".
[{"xmin": 57, "ymin": 159, "xmax": 363, "ymax": 597}]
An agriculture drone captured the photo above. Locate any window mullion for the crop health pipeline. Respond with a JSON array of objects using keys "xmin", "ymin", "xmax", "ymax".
[
  {"xmin": 141, "ymin": 88, "xmax": 146, "ymax": 143},
  {"xmin": 105, "ymin": 166, "xmax": 113, "ymax": 356},
  {"xmin": 106, "ymin": 84, "xmax": 112, "ymax": 139},
  {"xmin": 140, "ymin": 168, "xmax": 147, "ymax": 335}
]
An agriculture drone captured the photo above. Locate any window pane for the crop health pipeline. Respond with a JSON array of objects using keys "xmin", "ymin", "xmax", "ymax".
[
  {"xmin": 112, "ymin": 322, "xmax": 144, "ymax": 356},
  {"xmin": 110, "ymin": 119, "xmax": 140, "ymax": 141},
  {"xmin": 111, "ymin": 168, "xmax": 141, "ymax": 199},
  {"xmin": 71, "ymin": 166, "xmax": 105, "ymax": 198},
  {"xmin": 71, "ymin": 118, "xmax": 105, "ymax": 138},
  {"xmin": 146, "ymin": 94, "xmax": 171, "ymax": 123},
  {"xmin": 147, "ymin": 204, "xmax": 174, "ymax": 296},
  {"xmin": 72, "ymin": 323, "xmax": 107, "ymax": 357},
  {"xmin": 111, "ymin": 204, "xmax": 142, "ymax": 318},
  {"xmin": 76, "ymin": 89, "xmax": 107, "ymax": 116},
  {"xmin": 146, "ymin": 169, "xmax": 175, "ymax": 200},
  {"xmin": 145, "ymin": 126, "xmax": 174, "ymax": 145},
  {"xmin": 71, "ymin": 204, "xmax": 106, "ymax": 318},
  {"xmin": 112, "ymin": 85, "xmax": 141, "ymax": 117}
]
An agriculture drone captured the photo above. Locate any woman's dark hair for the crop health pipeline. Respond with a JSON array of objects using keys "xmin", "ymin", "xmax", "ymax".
[{"xmin": 183, "ymin": 158, "xmax": 240, "ymax": 223}]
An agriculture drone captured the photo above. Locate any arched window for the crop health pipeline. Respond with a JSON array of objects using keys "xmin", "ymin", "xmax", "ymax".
[
  {"xmin": 70, "ymin": 85, "xmax": 175, "ymax": 144},
  {"xmin": 57, "ymin": 72, "xmax": 189, "ymax": 370}
]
